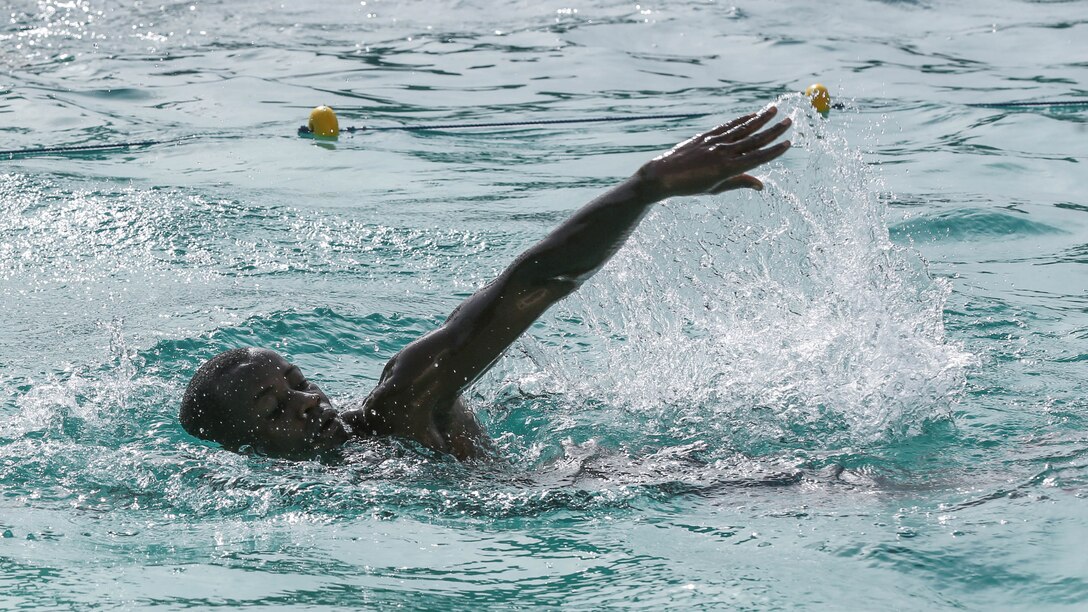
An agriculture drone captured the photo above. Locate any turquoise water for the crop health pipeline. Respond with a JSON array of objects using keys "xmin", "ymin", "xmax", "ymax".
[{"xmin": 2, "ymin": 0, "xmax": 1086, "ymax": 608}]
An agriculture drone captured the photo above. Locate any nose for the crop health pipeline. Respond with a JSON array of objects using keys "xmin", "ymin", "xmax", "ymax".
[{"xmin": 292, "ymin": 390, "xmax": 323, "ymax": 420}]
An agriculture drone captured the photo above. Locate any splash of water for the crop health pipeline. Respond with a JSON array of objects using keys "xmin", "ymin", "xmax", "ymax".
[{"xmin": 488, "ymin": 96, "xmax": 974, "ymax": 456}]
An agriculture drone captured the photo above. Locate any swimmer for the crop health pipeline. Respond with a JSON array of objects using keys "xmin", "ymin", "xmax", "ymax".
[{"xmin": 180, "ymin": 106, "xmax": 792, "ymax": 460}]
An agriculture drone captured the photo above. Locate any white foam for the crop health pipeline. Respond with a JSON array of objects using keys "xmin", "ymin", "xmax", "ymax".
[{"xmin": 491, "ymin": 95, "xmax": 974, "ymax": 454}]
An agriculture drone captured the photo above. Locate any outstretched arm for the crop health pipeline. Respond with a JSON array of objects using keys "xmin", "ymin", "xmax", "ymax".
[{"xmin": 353, "ymin": 106, "xmax": 791, "ymax": 457}]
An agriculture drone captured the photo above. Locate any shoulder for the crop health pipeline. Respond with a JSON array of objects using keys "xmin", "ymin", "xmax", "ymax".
[
  {"xmin": 345, "ymin": 369, "xmax": 450, "ymax": 449},
  {"xmin": 342, "ymin": 376, "xmax": 408, "ymax": 438}
]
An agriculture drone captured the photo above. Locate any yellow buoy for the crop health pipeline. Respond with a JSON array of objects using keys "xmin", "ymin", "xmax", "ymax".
[
  {"xmin": 308, "ymin": 105, "xmax": 340, "ymax": 138},
  {"xmin": 805, "ymin": 83, "xmax": 831, "ymax": 116}
]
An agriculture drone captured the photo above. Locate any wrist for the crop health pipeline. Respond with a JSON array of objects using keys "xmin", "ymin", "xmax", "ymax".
[{"xmin": 625, "ymin": 168, "xmax": 666, "ymax": 204}]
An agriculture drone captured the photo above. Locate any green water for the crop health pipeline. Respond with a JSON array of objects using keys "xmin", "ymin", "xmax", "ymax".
[{"xmin": 2, "ymin": 0, "xmax": 1086, "ymax": 608}]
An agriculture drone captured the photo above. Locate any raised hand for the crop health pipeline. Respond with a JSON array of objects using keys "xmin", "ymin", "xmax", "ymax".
[{"xmin": 636, "ymin": 106, "xmax": 791, "ymax": 201}]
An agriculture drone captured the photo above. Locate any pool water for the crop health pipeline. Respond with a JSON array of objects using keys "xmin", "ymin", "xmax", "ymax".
[{"xmin": 2, "ymin": 0, "xmax": 1086, "ymax": 608}]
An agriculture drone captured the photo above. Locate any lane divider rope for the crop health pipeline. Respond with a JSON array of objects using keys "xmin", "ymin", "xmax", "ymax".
[
  {"xmin": 966, "ymin": 100, "xmax": 1088, "ymax": 109},
  {"xmin": 3, "ymin": 98, "xmax": 1086, "ymax": 159},
  {"xmin": 1, "ymin": 135, "xmax": 197, "ymax": 158},
  {"xmin": 301, "ymin": 112, "xmax": 710, "ymax": 135}
]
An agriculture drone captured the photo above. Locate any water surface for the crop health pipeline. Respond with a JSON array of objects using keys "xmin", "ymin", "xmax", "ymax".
[{"xmin": 2, "ymin": 0, "xmax": 1086, "ymax": 608}]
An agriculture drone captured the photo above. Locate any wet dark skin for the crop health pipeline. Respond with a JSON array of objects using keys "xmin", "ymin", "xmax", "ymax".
[
  {"xmin": 214, "ymin": 107, "xmax": 791, "ymax": 460},
  {"xmin": 212, "ymin": 349, "xmax": 351, "ymax": 457}
]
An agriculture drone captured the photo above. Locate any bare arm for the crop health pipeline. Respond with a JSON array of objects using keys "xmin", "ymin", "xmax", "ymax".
[{"xmin": 352, "ymin": 106, "xmax": 791, "ymax": 457}]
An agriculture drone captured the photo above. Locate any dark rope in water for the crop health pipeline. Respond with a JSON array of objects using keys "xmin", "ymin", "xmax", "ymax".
[
  {"xmin": 4, "ymin": 101, "xmax": 1087, "ymax": 159},
  {"xmin": 322, "ymin": 112, "xmax": 710, "ymax": 134},
  {"xmin": 0, "ymin": 136, "xmax": 195, "ymax": 158},
  {"xmin": 1, "ymin": 114, "xmax": 707, "ymax": 159},
  {"xmin": 966, "ymin": 100, "xmax": 1088, "ymax": 109}
]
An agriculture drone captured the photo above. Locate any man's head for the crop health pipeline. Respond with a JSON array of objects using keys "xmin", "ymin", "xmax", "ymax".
[{"xmin": 180, "ymin": 347, "xmax": 350, "ymax": 458}]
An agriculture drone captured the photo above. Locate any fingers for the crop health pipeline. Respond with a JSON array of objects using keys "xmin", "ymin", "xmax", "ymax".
[
  {"xmin": 700, "ymin": 112, "xmax": 757, "ymax": 140},
  {"xmin": 708, "ymin": 140, "xmax": 791, "ymax": 194},
  {"xmin": 649, "ymin": 106, "xmax": 789, "ymax": 198},
  {"xmin": 737, "ymin": 140, "xmax": 792, "ymax": 168},
  {"xmin": 722, "ymin": 117, "xmax": 792, "ymax": 153},
  {"xmin": 705, "ymin": 106, "xmax": 779, "ymax": 144}
]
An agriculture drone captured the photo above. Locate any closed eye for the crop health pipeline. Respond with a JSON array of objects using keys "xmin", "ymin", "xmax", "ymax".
[
  {"xmin": 255, "ymin": 386, "xmax": 280, "ymax": 419},
  {"xmin": 257, "ymin": 390, "xmax": 283, "ymax": 420}
]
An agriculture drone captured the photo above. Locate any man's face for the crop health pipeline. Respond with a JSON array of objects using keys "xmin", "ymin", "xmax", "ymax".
[{"xmin": 213, "ymin": 349, "xmax": 350, "ymax": 458}]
